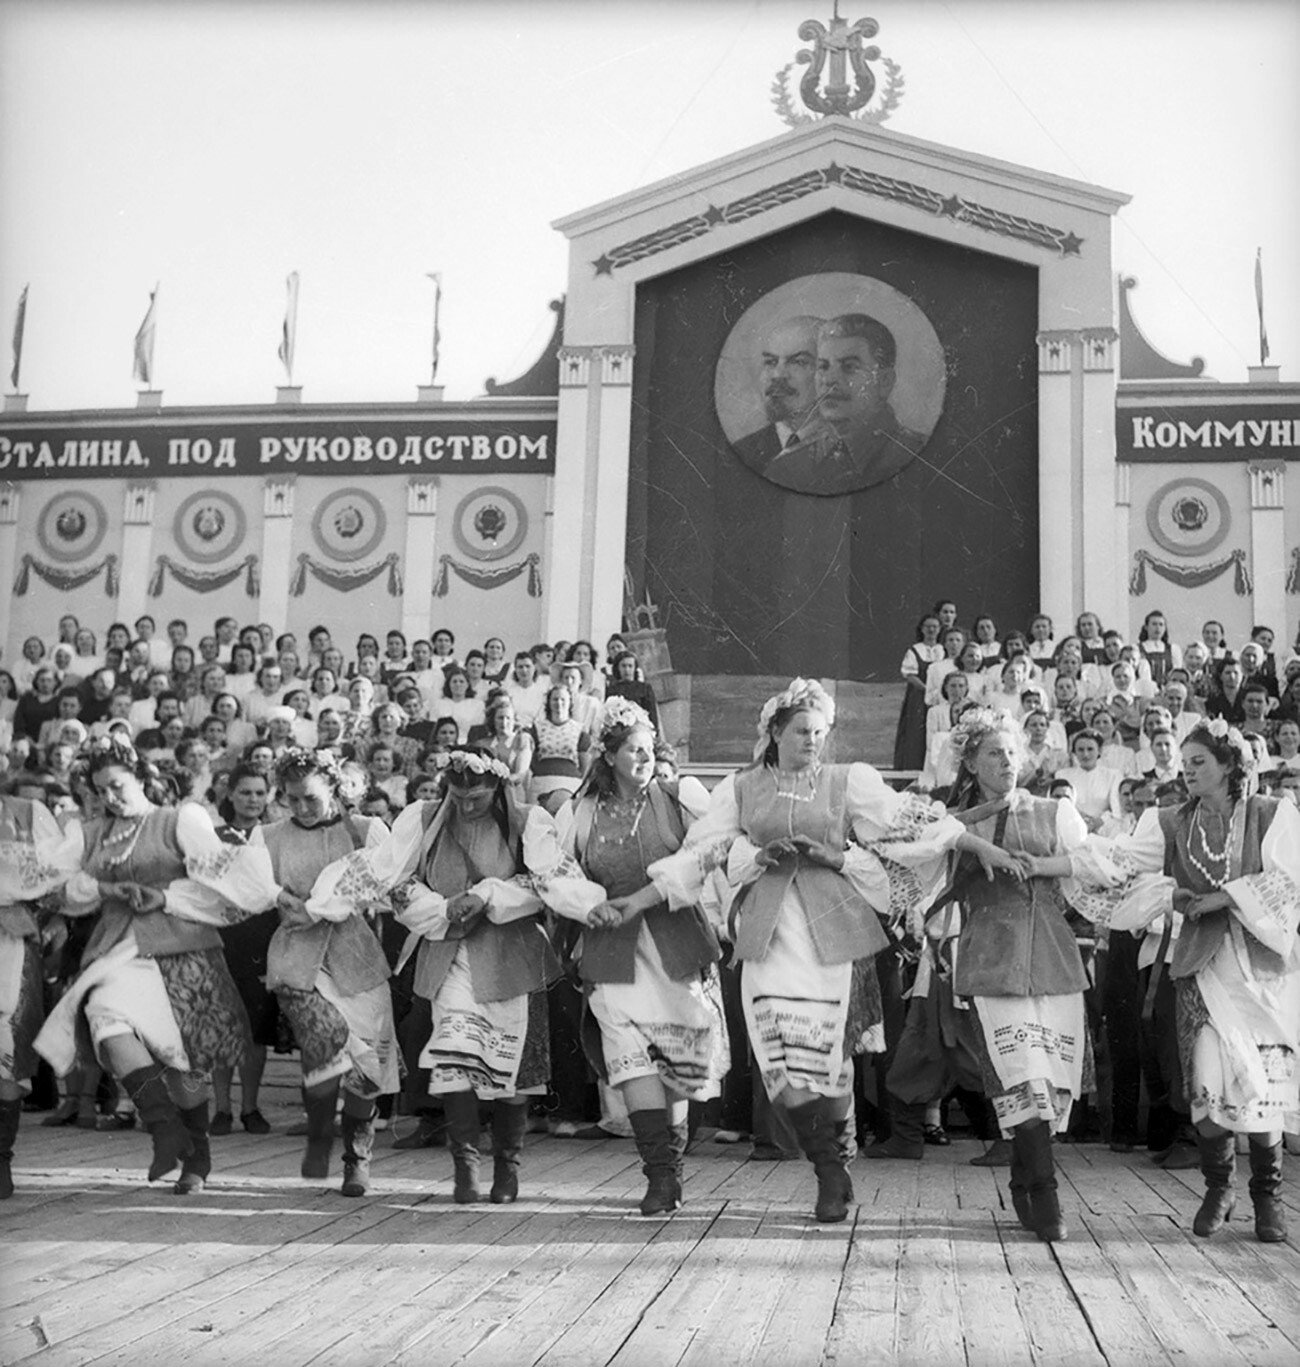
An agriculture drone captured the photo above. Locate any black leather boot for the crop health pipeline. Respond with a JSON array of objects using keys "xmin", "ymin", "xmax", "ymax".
[
  {"xmin": 123, "ymin": 1065, "xmax": 194, "ymax": 1182},
  {"xmin": 341, "ymin": 1104, "xmax": 377, "ymax": 1198},
  {"xmin": 1019, "ymin": 1122, "xmax": 1067, "ymax": 1242},
  {"xmin": 1007, "ymin": 1130, "xmax": 1033, "ymax": 1231},
  {"xmin": 442, "ymin": 1090, "xmax": 483, "ymax": 1203},
  {"xmin": 1248, "ymin": 1139, "xmax": 1286, "ymax": 1243},
  {"xmin": 865, "ymin": 1100, "xmax": 926, "ymax": 1160},
  {"xmin": 1192, "ymin": 1131, "xmax": 1236, "ymax": 1237},
  {"xmin": 301, "ymin": 1081, "xmax": 339, "ymax": 1180},
  {"xmin": 490, "ymin": 1101, "xmax": 528, "ymax": 1204},
  {"xmin": 629, "ymin": 1109, "xmax": 680, "ymax": 1216},
  {"xmin": 0, "ymin": 1096, "xmax": 21, "ymax": 1199},
  {"xmin": 789, "ymin": 1099, "xmax": 854, "ymax": 1224},
  {"xmin": 174, "ymin": 1101, "xmax": 212, "ymax": 1194}
]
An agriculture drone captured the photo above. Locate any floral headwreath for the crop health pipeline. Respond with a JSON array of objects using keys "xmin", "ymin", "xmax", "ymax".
[
  {"xmin": 754, "ymin": 678, "xmax": 836, "ymax": 757},
  {"xmin": 81, "ymin": 733, "xmax": 141, "ymax": 770},
  {"xmin": 945, "ymin": 707, "xmax": 1024, "ymax": 772},
  {"xmin": 597, "ymin": 696, "xmax": 655, "ymax": 744},
  {"xmin": 275, "ymin": 746, "xmax": 346, "ymax": 786},
  {"xmin": 1188, "ymin": 717, "xmax": 1256, "ymax": 773},
  {"xmin": 433, "ymin": 750, "xmax": 512, "ymax": 782}
]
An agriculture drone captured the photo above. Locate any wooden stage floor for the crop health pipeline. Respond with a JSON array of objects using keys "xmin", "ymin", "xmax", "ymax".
[{"xmin": 5, "ymin": 1091, "xmax": 1300, "ymax": 1367}]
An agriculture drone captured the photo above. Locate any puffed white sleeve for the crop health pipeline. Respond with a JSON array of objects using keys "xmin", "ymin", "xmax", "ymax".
[
  {"xmin": 1225, "ymin": 800, "xmax": 1300, "ymax": 957},
  {"xmin": 1062, "ymin": 805, "xmax": 1171, "ymax": 930},
  {"xmin": 165, "ymin": 801, "xmax": 279, "ymax": 925},
  {"xmin": 525, "ymin": 802, "xmax": 607, "ymax": 924},
  {"xmin": 647, "ymin": 774, "xmax": 742, "ymax": 910},
  {"xmin": 0, "ymin": 802, "xmax": 84, "ymax": 905},
  {"xmin": 841, "ymin": 765, "xmax": 965, "ymax": 935},
  {"xmin": 306, "ymin": 800, "xmax": 430, "ymax": 922}
]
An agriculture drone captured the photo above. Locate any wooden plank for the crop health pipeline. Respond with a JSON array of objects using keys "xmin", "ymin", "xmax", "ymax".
[
  {"xmin": 893, "ymin": 1207, "xmax": 966, "ymax": 1366},
  {"xmin": 951, "ymin": 1210, "xmax": 1032, "ymax": 1367},
  {"xmin": 677, "ymin": 1206, "xmax": 848, "ymax": 1367},
  {"xmin": 823, "ymin": 1208, "xmax": 902, "ymax": 1367},
  {"xmin": 1050, "ymin": 1213, "xmax": 1175, "ymax": 1366},
  {"xmin": 604, "ymin": 1208, "xmax": 766, "ymax": 1367},
  {"xmin": 996, "ymin": 1214, "xmax": 1106, "ymax": 1367},
  {"xmin": 535, "ymin": 1213, "xmax": 726, "ymax": 1367}
]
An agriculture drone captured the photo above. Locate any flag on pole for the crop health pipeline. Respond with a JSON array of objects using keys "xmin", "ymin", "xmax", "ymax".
[
  {"xmin": 132, "ymin": 283, "xmax": 159, "ymax": 386},
  {"xmin": 9, "ymin": 285, "xmax": 27, "ymax": 391},
  {"xmin": 278, "ymin": 271, "xmax": 300, "ymax": 382},
  {"xmin": 427, "ymin": 272, "xmax": 442, "ymax": 382},
  {"xmin": 1254, "ymin": 248, "xmax": 1270, "ymax": 365}
]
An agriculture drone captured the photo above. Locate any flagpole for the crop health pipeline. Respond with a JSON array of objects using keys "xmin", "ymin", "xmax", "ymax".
[
  {"xmin": 1254, "ymin": 248, "xmax": 1270, "ymax": 367},
  {"xmin": 9, "ymin": 285, "xmax": 28, "ymax": 394},
  {"xmin": 427, "ymin": 272, "xmax": 442, "ymax": 384}
]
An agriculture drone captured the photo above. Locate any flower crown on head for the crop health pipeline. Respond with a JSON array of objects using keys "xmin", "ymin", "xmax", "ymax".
[
  {"xmin": 756, "ymin": 678, "xmax": 836, "ymax": 747},
  {"xmin": 598, "ymin": 695, "xmax": 655, "ymax": 743},
  {"xmin": 275, "ymin": 746, "xmax": 345, "ymax": 785},
  {"xmin": 1192, "ymin": 717, "xmax": 1256, "ymax": 773},
  {"xmin": 433, "ymin": 750, "xmax": 511, "ymax": 782},
  {"xmin": 945, "ymin": 707, "xmax": 1022, "ymax": 771},
  {"xmin": 82, "ymin": 733, "xmax": 140, "ymax": 768}
]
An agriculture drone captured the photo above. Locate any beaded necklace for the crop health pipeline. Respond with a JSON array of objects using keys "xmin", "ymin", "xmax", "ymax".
[
  {"xmin": 774, "ymin": 763, "xmax": 820, "ymax": 803},
  {"xmin": 99, "ymin": 807, "xmax": 152, "ymax": 870},
  {"xmin": 1185, "ymin": 802, "xmax": 1235, "ymax": 889},
  {"xmin": 596, "ymin": 786, "xmax": 649, "ymax": 847}
]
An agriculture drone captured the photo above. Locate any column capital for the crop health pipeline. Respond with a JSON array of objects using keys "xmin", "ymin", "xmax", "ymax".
[
  {"xmin": 1037, "ymin": 330, "xmax": 1078, "ymax": 373},
  {"xmin": 123, "ymin": 482, "xmax": 157, "ymax": 525},
  {"xmin": 1081, "ymin": 328, "xmax": 1118, "ymax": 373},
  {"xmin": 1248, "ymin": 460, "xmax": 1285, "ymax": 510},
  {"xmin": 599, "ymin": 346, "xmax": 635, "ymax": 386},
  {"xmin": 558, "ymin": 348, "xmax": 595, "ymax": 387},
  {"xmin": 0, "ymin": 484, "xmax": 20, "ymax": 526},
  {"xmin": 1114, "ymin": 461, "xmax": 1131, "ymax": 508},
  {"xmin": 263, "ymin": 477, "xmax": 296, "ymax": 518},
  {"xmin": 406, "ymin": 478, "xmax": 439, "ymax": 516}
]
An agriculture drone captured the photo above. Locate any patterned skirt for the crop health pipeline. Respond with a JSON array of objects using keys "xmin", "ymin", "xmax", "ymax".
[{"xmin": 154, "ymin": 949, "xmax": 254, "ymax": 1074}]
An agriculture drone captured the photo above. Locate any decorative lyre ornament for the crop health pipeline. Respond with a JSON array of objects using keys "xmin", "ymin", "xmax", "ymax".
[{"xmin": 771, "ymin": 6, "xmax": 904, "ymax": 128}]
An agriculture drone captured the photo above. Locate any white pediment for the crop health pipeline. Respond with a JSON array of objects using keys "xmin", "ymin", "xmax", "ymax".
[{"xmin": 556, "ymin": 117, "xmax": 1130, "ymax": 342}]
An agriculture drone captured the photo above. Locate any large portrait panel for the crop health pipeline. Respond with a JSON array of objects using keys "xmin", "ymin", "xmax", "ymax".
[
  {"xmin": 627, "ymin": 210, "xmax": 1040, "ymax": 683},
  {"xmin": 715, "ymin": 274, "xmax": 946, "ymax": 495}
]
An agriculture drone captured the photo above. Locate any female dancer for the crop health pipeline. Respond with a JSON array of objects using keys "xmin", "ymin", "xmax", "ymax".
[
  {"xmin": 35, "ymin": 736, "xmax": 277, "ymax": 1193},
  {"xmin": 604, "ymin": 680, "xmax": 1016, "ymax": 1224},
  {"xmin": 532, "ymin": 698, "xmax": 727, "ymax": 1214},
  {"xmin": 1035, "ymin": 720, "xmax": 1300, "ymax": 1242},
  {"xmin": 0, "ymin": 788, "xmax": 82, "ymax": 1196},
  {"xmin": 256, "ymin": 748, "xmax": 398, "ymax": 1195},
  {"xmin": 310, "ymin": 749, "xmax": 560, "ymax": 1204},
  {"xmin": 891, "ymin": 709, "xmax": 1090, "ymax": 1241}
]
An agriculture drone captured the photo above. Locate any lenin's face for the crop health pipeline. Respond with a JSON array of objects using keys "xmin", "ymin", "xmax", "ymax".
[
  {"xmin": 758, "ymin": 320, "xmax": 819, "ymax": 425},
  {"xmin": 815, "ymin": 336, "xmax": 894, "ymax": 430}
]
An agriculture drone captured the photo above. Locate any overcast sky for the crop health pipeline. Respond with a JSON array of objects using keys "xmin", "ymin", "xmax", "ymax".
[{"xmin": 1, "ymin": 0, "xmax": 1296, "ymax": 410}]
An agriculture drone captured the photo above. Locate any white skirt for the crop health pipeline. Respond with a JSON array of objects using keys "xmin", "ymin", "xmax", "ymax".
[
  {"xmin": 589, "ymin": 922, "xmax": 728, "ymax": 1099},
  {"xmin": 973, "ymin": 992, "xmax": 1085, "ymax": 1135},
  {"xmin": 1189, "ymin": 926, "xmax": 1300, "ymax": 1133},
  {"xmin": 421, "ymin": 946, "xmax": 544, "ymax": 1100},
  {"xmin": 741, "ymin": 901, "xmax": 854, "ymax": 1101}
]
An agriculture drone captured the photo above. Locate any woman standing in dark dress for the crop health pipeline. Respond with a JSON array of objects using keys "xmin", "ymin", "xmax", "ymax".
[{"xmin": 894, "ymin": 612, "xmax": 944, "ymax": 770}]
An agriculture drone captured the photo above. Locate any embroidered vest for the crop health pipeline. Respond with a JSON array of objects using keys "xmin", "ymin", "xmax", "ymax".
[
  {"xmin": 951, "ymin": 797, "xmax": 1088, "ymax": 998},
  {"xmin": 570, "ymin": 781, "xmax": 720, "ymax": 985},
  {"xmin": 413, "ymin": 803, "xmax": 560, "ymax": 1005},
  {"xmin": 1161, "ymin": 796, "xmax": 1281, "ymax": 980},
  {"xmin": 0, "ymin": 798, "xmax": 42, "ymax": 939},
  {"xmin": 731, "ymin": 764, "xmax": 887, "ymax": 966},
  {"xmin": 83, "ymin": 807, "xmax": 223, "ymax": 963},
  {"xmin": 262, "ymin": 816, "xmax": 391, "ymax": 995}
]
